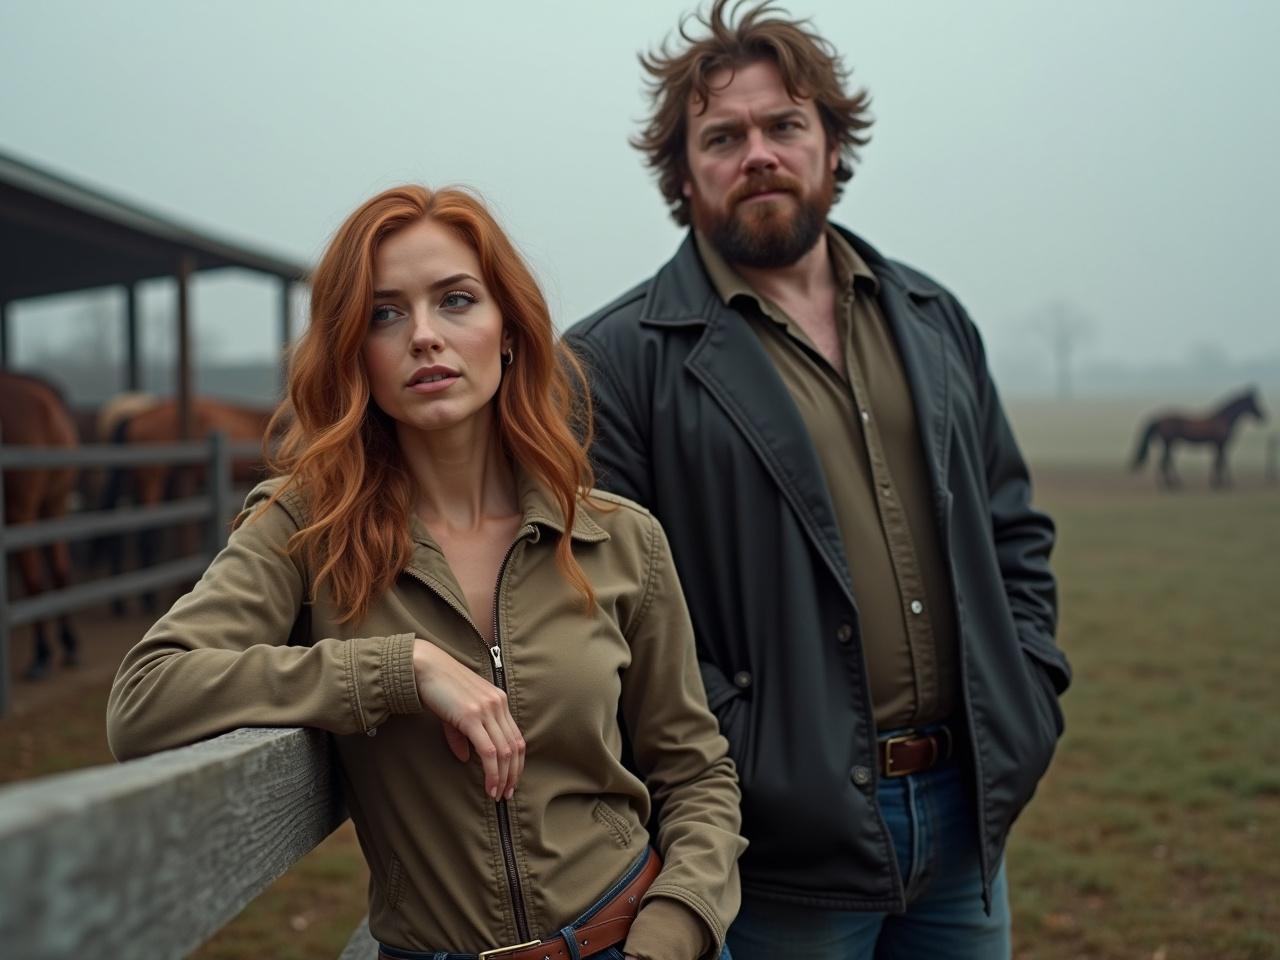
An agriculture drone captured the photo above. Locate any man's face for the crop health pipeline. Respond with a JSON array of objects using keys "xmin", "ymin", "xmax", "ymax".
[{"xmin": 683, "ymin": 59, "xmax": 838, "ymax": 268}]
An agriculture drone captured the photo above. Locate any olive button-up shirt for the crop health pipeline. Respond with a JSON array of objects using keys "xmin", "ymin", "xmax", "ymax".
[{"xmin": 695, "ymin": 229, "xmax": 959, "ymax": 729}]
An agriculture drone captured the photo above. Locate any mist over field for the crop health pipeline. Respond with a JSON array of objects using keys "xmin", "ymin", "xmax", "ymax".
[{"xmin": 2, "ymin": 0, "xmax": 1277, "ymax": 417}]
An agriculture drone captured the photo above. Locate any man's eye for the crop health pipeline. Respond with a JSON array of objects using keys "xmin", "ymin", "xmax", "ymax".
[
  {"xmin": 706, "ymin": 132, "xmax": 734, "ymax": 148},
  {"xmin": 441, "ymin": 291, "xmax": 476, "ymax": 310}
]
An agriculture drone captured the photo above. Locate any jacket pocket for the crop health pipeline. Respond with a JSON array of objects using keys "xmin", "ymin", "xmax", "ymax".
[
  {"xmin": 1024, "ymin": 650, "xmax": 1065, "ymax": 740},
  {"xmin": 592, "ymin": 799, "xmax": 634, "ymax": 848}
]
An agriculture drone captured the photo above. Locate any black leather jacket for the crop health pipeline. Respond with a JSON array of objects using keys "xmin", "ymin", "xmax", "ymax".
[{"xmin": 567, "ymin": 226, "xmax": 1070, "ymax": 911}]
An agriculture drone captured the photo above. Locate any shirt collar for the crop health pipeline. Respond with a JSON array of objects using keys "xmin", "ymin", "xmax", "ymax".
[{"xmin": 694, "ymin": 223, "xmax": 880, "ymax": 323}]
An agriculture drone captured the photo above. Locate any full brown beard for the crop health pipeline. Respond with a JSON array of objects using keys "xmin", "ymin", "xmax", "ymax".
[{"xmin": 692, "ymin": 168, "xmax": 835, "ymax": 269}]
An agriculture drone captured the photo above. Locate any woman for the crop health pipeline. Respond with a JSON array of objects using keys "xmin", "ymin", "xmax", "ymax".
[{"xmin": 107, "ymin": 186, "xmax": 743, "ymax": 960}]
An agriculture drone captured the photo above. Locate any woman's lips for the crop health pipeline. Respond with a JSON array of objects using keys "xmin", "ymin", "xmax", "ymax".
[{"xmin": 407, "ymin": 374, "xmax": 460, "ymax": 394}]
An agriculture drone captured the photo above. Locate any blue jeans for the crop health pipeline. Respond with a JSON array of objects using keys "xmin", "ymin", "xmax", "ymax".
[
  {"xmin": 378, "ymin": 848, "xmax": 732, "ymax": 960},
  {"xmin": 727, "ymin": 753, "xmax": 1010, "ymax": 960}
]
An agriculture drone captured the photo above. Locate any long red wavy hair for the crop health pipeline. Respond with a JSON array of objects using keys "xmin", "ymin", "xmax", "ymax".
[{"xmin": 252, "ymin": 185, "xmax": 595, "ymax": 623}]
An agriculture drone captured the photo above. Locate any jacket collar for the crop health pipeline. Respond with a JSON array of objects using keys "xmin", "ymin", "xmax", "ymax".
[
  {"xmin": 515, "ymin": 469, "xmax": 610, "ymax": 544},
  {"xmin": 632, "ymin": 223, "xmax": 953, "ymax": 605},
  {"xmin": 639, "ymin": 224, "xmax": 941, "ymax": 329}
]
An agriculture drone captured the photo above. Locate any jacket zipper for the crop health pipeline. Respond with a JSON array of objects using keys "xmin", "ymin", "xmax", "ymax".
[
  {"xmin": 489, "ymin": 535, "xmax": 532, "ymax": 942},
  {"xmin": 404, "ymin": 531, "xmax": 533, "ymax": 942}
]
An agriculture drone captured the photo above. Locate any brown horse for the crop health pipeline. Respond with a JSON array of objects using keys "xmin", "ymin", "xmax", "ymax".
[
  {"xmin": 0, "ymin": 371, "xmax": 80, "ymax": 677},
  {"xmin": 1131, "ymin": 386, "xmax": 1267, "ymax": 488},
  {"xmin": 99, "ymin": 396, "xmax": 277, "ymax": 611}
]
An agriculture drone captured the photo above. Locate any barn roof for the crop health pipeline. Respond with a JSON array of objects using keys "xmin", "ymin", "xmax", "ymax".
[{"xmin": 0, "ymin": 149, "xmax": 307, "ymax": 302}]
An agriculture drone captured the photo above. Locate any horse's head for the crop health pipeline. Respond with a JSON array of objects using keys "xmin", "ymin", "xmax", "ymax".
[{"xmin": 1244, "ymin": 388, "xmax": 1268, "ymax": 422}]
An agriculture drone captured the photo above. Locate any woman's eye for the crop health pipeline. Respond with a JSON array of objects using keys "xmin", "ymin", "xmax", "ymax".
[
  {"xmin": 441, "ymin": 291, "xmax": 476, "ymax": 310},
  {"xmin": 371, "ymin": 304, "xmax": 402, "ymax": 326}
]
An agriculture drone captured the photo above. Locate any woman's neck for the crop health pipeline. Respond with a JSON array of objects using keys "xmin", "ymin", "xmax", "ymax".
[{"xmin": 396, "ymin": 410, "xmax": 519, "ymax": 532}]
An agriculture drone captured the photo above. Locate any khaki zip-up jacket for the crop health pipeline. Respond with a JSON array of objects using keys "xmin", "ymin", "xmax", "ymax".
[{"xmin": 107, "ymin": 474, "xmax": 744, "ymax": 956}]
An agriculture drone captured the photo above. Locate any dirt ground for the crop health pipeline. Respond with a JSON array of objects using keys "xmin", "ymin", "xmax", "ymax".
[{"xmin": 3, "ymin": 602, "xmax": 155, "ymax": 719}]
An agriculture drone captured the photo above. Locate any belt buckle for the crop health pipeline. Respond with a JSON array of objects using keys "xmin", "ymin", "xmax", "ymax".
[
  {"xmin": 881, "ymin": 730, "xmax": 919, "ymax": 778},
  {"xmin": 478, "ymin": 940, "xmax": 541, "ymax": 960}
]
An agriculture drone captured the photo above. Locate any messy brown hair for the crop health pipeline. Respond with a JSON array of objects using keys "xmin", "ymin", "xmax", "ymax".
[{"xmin": 633, "ymin": 0, "xmax": 873, "ymax": 226}]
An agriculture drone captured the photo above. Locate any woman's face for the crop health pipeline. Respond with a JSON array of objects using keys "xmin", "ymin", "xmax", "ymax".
[{"xmin": 362, "ymin": 218, "xmax": 508, "ymax": 439}]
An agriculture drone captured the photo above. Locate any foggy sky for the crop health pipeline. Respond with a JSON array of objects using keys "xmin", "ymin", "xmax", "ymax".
[{"xmin": 2, "ymin": 0, "xmax": 1277, "ymax": 395}]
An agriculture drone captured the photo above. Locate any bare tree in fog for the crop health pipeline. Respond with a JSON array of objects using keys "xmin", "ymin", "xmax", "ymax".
[{"xmin": 1032, "ymin": 299, "xmax": 1094, "ymax": 400}]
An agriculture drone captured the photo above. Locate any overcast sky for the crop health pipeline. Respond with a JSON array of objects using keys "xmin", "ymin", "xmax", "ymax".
[{"xmin": 2, "ymin": 0, "xmax": 1277, "ymax": 394}]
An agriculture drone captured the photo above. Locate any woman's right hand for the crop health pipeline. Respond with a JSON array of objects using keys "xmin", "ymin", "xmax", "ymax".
[{"xmin": 411, "ymin": 638, "xmax": 526, "ymax": 800}]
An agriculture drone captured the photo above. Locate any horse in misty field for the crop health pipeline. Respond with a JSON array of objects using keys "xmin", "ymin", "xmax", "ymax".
[
  {"xmin": 98, "ymin": 395, "xmax": 277, "ymax": 612},
  {"xmin": 1131, "ymin": 387, "xmax": 1267, "ymax": 488},
  {"xmin": 0, "ymin": 371, "xmax": 81, "ymax": 678}
]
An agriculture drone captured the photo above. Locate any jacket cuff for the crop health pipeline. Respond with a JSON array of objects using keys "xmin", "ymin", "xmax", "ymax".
[
  {"xmin": 624, "ymin": 896, "xmax": 713, "ymax": 960},
  {"xmin": 350, "ymin": 632, "xmax": 422, "ymax": 731},
  {"xmin": 383, "ymin": 633, "xmax": 423, "ymax": 715}
]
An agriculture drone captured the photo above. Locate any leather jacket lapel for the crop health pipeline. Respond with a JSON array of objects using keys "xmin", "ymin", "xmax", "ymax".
[
  {"xmin": 877, "ymin": 280, "xmax": 952, "ymax": 497},
  {"xmin": 678, "ymin": 290, "xmax": 856, "ymax": 606}
]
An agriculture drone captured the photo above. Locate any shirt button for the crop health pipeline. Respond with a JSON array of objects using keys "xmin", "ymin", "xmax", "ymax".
[
  {"xmin": 910, "ymin": 600, "xmax": 924, "ymax": 615},
  {"xmin": 836, "ymin": 623, "xmax": 854, "ymax": 644},
  {"xmin": 851, "ymin": 765, "xmax": 872, "ymax": 786},
  {"xmin": 860, "ymin": 410, "xmax": 870, "ymax": 423},
  {"xmin": 734, "ymin": 671, "xmax": 753, "ymax": 689},
  {"xmin": 366, "ymin": 727, "xmax": 378, "ymax": 738}
]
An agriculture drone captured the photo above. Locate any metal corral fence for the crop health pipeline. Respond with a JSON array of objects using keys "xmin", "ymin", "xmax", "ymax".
[
  {"xmin": 0, "ymin": 431, "xmax": 259, "ymax": 715},
  {"xmin": 0, "ymin": 725, "xmax": 378, "ymax": 959}
]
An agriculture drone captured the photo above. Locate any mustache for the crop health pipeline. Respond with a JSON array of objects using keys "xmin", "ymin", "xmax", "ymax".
[{"xmin": 726, "ymin": 174, "xmax": 804, "ymax": 206}]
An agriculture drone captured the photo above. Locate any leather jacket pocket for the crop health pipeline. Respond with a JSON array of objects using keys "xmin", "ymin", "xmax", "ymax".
[{"xmin": 1024, "ymin": 650, "xmax": 1065, "ymax": 740}]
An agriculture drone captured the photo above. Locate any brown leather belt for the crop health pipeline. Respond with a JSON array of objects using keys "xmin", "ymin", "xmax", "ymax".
[
  {"xmin": 380, "ymin": 851, "xmax": 661, "ymax": 960},
  {"xmin": 878, "ymin": 724, "xmax": 955, "ymax": 778}
]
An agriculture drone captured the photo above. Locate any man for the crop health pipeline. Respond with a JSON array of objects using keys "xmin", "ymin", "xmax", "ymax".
[{"xmin": 567, "ymin": 2, "xmax": 1070, "ymax": 957}]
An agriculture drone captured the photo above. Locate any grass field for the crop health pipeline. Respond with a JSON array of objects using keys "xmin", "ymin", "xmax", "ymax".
[
  {"xmin": 1007, "ymin": 468, "xmax": 1280, "ymax": 959},
  {"xmin": 3, "ymin": 454, "xmax": 1278, "ymax": 958}
]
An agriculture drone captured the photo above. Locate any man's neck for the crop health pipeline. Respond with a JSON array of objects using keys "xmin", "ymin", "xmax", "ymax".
[{"xmin": 733, "ymin": 231, "xmax": 835, "ymax": 308}]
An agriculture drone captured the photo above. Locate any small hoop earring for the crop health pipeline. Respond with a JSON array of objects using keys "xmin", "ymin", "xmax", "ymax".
[{"xmin": 502, "ymin": 347, "xmax": 514, "ymax": 367}]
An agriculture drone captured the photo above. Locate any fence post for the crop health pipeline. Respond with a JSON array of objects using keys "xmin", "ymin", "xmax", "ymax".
[
  {"xmin": 207, "ymin": 431, "xmax": 231, "ymax": 559},
  {"xmin": 0, "ymin": 423, "xmax": 10, "ymax": 717}
]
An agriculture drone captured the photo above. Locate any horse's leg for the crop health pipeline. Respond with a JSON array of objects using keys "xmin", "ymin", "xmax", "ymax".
[
  {"xmin": 40, "ymin": 466, "xmax": 81, "ymax": 665},
  {"xmin": 14, "ymin": 547, "xmax": 52, "ymax": 680},
  {"xmin": 106, "ymin": 467, "xmax": 131, "ymax": 617},
  {"xmin": 1159, "ymin": 438, "xmax": 1179, "ymax": 489},
  {"xmin": 26, "ymin": 624, "xmax": 51, "ymax": 680},
  {"xmin": 46, "ymin": 540, "xmax": 79, "ymax": 666},
  {"xmin": 1213, "ymin": 442, "xmax": 1231, "ymax": 489}
]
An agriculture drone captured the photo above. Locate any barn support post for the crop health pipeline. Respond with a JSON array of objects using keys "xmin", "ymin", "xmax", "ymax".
[
  {"xmin": 279, "ymin": 278, "xmax": 292, "ymax": 353},
  {"xmin": 207, "ymin": 431, "xmax": 231, "ymax": 558},
  {"xmin": 176, "ymin": 255, "xmax": 194, "ymax": 441},
  {"xmin": 124, "ymin": 284, "xmax": 140, "ymax": 391},
  {"xmin": 0, "ymin": 300, "xmax": 11, "ymax": 369},
  {"xmin": 0, "ymin": 424, "xmax": 11, "ymax": 718}
]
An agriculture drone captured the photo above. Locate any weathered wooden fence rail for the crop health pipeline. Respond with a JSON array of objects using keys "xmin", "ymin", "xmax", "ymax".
[
  {"xmin": 0, "ymin": 432, "xmax": 262, "ymax": 715},
  {"xmin": 0, "ymin": 726, "xmax": 379, "ymax": 959}
]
